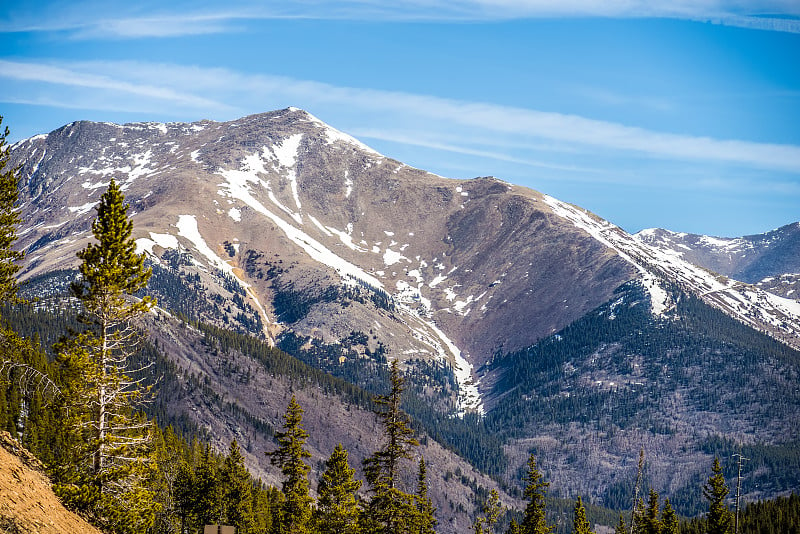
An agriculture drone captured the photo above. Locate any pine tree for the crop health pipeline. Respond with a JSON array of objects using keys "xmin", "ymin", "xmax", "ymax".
[
  {"xmin": 703, "ymin": 456, "xmax": 733, "ymax": 534},
  {"xmin": 251, "ymin": 483, "xmax": 276, "ymax": 534},
  {"xmin": 53, "ymin": 179, "xmax": 157, "ymax": 532},
  {"xmin": 267, "ymin": 395, "xmax": 313, "ymax": 534},
  {"xmin": 614, "ymin": 514, "xmax": 627, "ymax": 534},
  {"xmin": 193, "ymin": 443, "xmax": 222, "ymax": 527},
  {"xmin": 414, "ymin": 456, "xmax": 437, "ymax": 534},
  {"xmin": 641, "ymin": 488, "xmax": 661, "ymax": 534},
  {"xmin": 631, "ymin": 497, "xmax": 646, "ymax": 534},
  {"xmin": 363, "ymin": 359, "xmax": 420, "ymax": 534},
  {"xmin": 660, "ymin": 498, "xmax": 678, "ymax": 534},
  {"xmin": 0, "ymin": 116, "xmax": 48, "ymax": 447},
  {"xmin": 316, "ymin": 443, "xmax": 362, "ymax": 534},
  {"xmin": 507, "ymin": 519, "xmax": 521, "ymax": 534},
  {"xmin": 520, "ymin": 454, "xmax": 552, "ymax": 534},
  {"xmin": 174, "ymin": 458, "xmax": 197, "ymax": 533},
  {"xmin": 474, "ymin": 489, "xmax": 502, "ymax": 534},
  {"xmin": 0, "ymin": 115, "xmax": 23, "ymax": 303},
  {"xmin": 221, "ymin": 439, "xmax": 255, "ymax": 533},
  {"xmin": 572, "ymin": 496, "xmax": 593, "ymax": 534}
]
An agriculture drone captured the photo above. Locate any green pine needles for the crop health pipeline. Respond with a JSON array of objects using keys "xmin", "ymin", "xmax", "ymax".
[
  {"xmin": 267, "ymin": 395, "xmax": 314, "ymax": 533},
  {"xmin": 703, "ymin": 457, "xmax": 733, "ymax": 534},
  {"xmin": 521, "ymin": 454, "xmax": 553, "ymax": 534},
  {"xmin": 0, "ymin": 116, "xmax": 23, "ymax": 302},
  {"xmin": 54, "ymin": 178, "xmax": 158, "ymax": 533}
]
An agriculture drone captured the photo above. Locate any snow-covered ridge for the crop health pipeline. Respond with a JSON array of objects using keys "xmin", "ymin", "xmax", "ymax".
[{"xmin": 544, "ymin": 195, "xmax": 800, "ymax": 347}]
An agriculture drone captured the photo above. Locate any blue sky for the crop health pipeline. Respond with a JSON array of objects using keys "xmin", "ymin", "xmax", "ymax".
[{"xmin": 1, "ymin": 1, "xmax": 799, "ymax": 237}]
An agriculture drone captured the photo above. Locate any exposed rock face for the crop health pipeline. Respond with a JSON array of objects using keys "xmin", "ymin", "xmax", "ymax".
[{"xmin": 0, "ymin": 431, "xmax": 102, "ymax": 534}]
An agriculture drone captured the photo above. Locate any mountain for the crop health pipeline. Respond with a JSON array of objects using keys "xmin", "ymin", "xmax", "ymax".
[
  {"xmin": 9, "ymin": 108, "xmax": 642, "ymax": 413},
  {"xmin": 636, "ymin": 224, "xmax": 800, "ymax": 299},
  {"xmin": 7, "ymin": 108, "xmax": 800, "ymax": 524}
]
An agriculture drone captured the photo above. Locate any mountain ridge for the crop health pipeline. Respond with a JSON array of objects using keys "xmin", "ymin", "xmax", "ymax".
[{"xmin": 6, "ymin": 108, "xmax": 800, "ymax": 524}]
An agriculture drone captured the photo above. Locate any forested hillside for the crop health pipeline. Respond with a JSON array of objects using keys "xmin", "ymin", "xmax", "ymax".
[{"xmin": 483, "ymin": 281, "xmax": 800, "ymax": 515}]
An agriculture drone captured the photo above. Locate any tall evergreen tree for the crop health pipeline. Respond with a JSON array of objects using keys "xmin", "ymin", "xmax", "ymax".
[
  {"xmin": 0, "ymin": 115, "xmax": 23, "ymax": 303},
  {"xmin": 251, "ymin": 483, "xmax": 277, "ymax": 534},
  {"xmin": 174, "ymin": 457, "xmax": 197, "ymax": 533},
  {"xmin": 363, "ymin": 359, "xmax": 420, "ymax": 534},
  {"xmin": 572, "ymin": 496, "xmax": 593, "ymax": 534},
  {"xmin": 660, "ymin": 498, "xmax": 678, "ymax": 534},
  {"xmin": 474, "ymin": 489, "xmax": 502, "ymax": 534},
  {"xmin": 316, "ymin": 443, "xmax": 362, "ymax": 534},
  {"xmin": 520, "ymin": 454, "xmax": 552, "ymax": 534},
  {"xmin": 640, "ymin": 489, "xmax": 661, "ymax": 534},
  {"xmin": 414, "ymin": 456, "xmax": 437, "ymax": 534},
  {"xmin": 0, "ymin": 116, "xmax": 48, "ymax": 446},
  {"xmin": 193, "ymin": 443, "xmax": 222, "ymax": 528},
  {"xmin": 507, "ymin": 519, "xmax": 521, "ymax": 534},
  {"xmin": 53, "ymin": 179, "xmax": 157, "ymax": 532},
  {"xmin": 147, "ymin": 424, "xmax": 183, "ymax": 534},
  {"xmin": 614, "ymin": 514, "xmax": 627, "ymax": 534},
  {"xmin": 267, "ymin": 395, "xmax": 313, "ymax": 534},
  {"xmin": 703, "ymin": 457, "xmax": 733, "ymax": 534},
  {"xmin": 631, "ymin": 498, "xmax": 646, "ymax": 534},
  {"xmin": 221, "ymin": 439, "xmax": 255, "ymax": 533}
]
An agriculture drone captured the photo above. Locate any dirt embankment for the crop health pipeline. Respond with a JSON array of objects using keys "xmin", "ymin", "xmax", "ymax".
[{"xmin": 0, "ymin": 431, "xmax": 101, "ymax": 534}]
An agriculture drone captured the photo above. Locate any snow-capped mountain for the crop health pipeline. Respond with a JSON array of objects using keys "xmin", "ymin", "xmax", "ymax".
[
  {"xmin": 637, "ymin": 224, "xmax": 800, "ymax": 301},
  {"xmin": 9, "ymin": 109, "xmax": 800, "ymax": 408},
  {"xmin": 544, "ymin": 200, "xmax": 800, "ymax": 349},
  {"xmin": 9, "ymin": 108, "xmax": 636, "ymax": 412},
  {"xmin": 8, "ymin": 109, "xmax": 800, "ymax": 516}
]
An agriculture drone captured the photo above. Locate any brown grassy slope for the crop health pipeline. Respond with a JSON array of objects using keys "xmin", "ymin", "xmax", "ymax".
[{"xmin": 0, "ymin": 431, "xmax": 101, "ymax": 534}]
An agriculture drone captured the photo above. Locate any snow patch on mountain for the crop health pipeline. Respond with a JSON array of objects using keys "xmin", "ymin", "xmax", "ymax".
[
  {"xmin": 216, "ymin": 161, "xmax": 384, "ymax": 290},
  {"xmin": 396, "ymin": 306, "xmax": 483, "ymax": 414},
  {"xmin": 383, "ymin": 248, "xmax": 407, "ymax": 266},
  {"xmin": 135, "ymin": 231, "xmax": 180, "ymax": 256},
  {"xmin": 68, "ymin": 201, "xmax": 97, "ymax": 216},
  {"xmin": 176, "ymin": 215, "xmax": 230, "ymax": 274},
  {"xmin": 172, "ymin": 215, "xmax": 271, "ymax": 330},
  {"xmin": 76, "ymin": 149, "xmax": 156, "ymax": 190},
  {"xmin": 344, "ymin": 170, "xmax": 353, "ymax": 198},
  {"xmin": 271, "ymin": 134, "xmax": 303, "ymax": 211},
  {"xmin": 543, "ymin": 195, "xmax": 673, "ymax": 316},
  {"xmin": 425, "ymin": 320, "xmax": 482, "ymax": 415}
]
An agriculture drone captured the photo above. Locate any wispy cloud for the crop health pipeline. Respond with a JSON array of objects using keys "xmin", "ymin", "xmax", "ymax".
[
  {"xmin": 351, "ymin": 128, "xmax": 601, "ymax": 173},
  {"xmin": 1, "ymin": 59, "xmax": 799, "ymax": 174},
  {"xmin": 0, "ymin": 60, "xmax": 231, "ymax": 111},
  {"xmin": 3, "ymin": 0, "xmax": 800, "ymax": 37}
]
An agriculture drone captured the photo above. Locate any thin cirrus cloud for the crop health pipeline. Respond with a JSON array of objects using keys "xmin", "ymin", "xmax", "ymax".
[
  {"xmin": 0, "ymin": 60, "xmax": 230, "ymax": 111},
  {"xmin": 1, "ymin": 58, "xmax": 799, "ymax": 175},
  {"xmin": 3, "ymin": 1, "xmax": 800, "ymax": 37}
]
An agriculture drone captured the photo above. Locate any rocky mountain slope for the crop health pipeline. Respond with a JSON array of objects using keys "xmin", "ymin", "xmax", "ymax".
[
  {"xmin": 6, "ymin": 109, "xmax": 800, "ymax": 521},
  {"xmin": 141, "ymin": 310, "xmax": 517, "ymax": 534}
]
